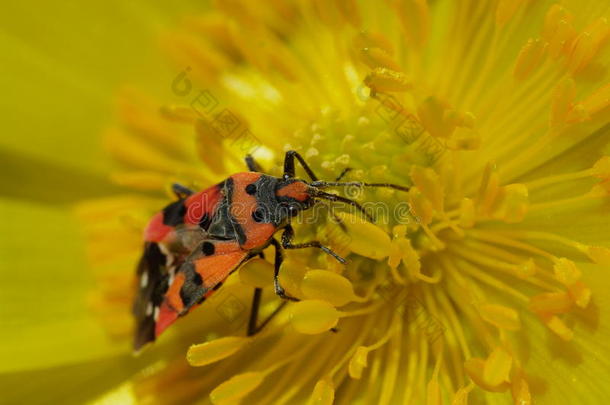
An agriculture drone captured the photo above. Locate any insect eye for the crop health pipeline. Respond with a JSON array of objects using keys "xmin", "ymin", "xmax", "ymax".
[
  {"xmin": 245, "ymin": 184, "xmax": 257, "ymax": 195},
  {"xmin": 252, "ymin": 208, "xmax": 265, "ymax": 222}
]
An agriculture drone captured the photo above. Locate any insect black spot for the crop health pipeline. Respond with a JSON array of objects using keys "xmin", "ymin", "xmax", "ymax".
[
  {"xmin": 193, "ymin": 272, "xmax": 203, "ymax": 285},
  {"xmin": 199, "ymin": 213, "xmax": 211, "ymax": 229},
  {"xmin": 201, "ymin": 241, "xmax": 215, "ymax": 256},
  {"xmin": 245, "ymin": 183, "xmax": 257, "ymax": 195},
  {"xmin": 252, "ymin": 208, "xmax": 265, "ymax": 222},
  {"xmin": 180, "ymin": 288, "xmax": 193, "ymax": 308}
]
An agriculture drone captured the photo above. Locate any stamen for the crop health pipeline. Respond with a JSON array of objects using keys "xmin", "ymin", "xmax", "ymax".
[
  {"xmin": 289, "ymin": 300, "xmax": 340, "ymax": 334},
  {"xmin": 529, "ymin": 292, "xmax": 573, "ymax": 315},
  {"xmin": 451, "ymin": 382, "xmax": 475, "ymax": 404},
  {"xmin": 388, "ymin": 238, "xmax": 408, "ymax": 285},
  {"xmin": 566, "ymin": 32, "xmax": 595, "ymax": 73},
  {"xmin": 479, "ymin": 304, "xmax": 521, "ymax": 331},
  {"xmin": 510, "ymin": 369, "xmax": 532, "ymax": 404},
  {"xmin": 209, "ymin": 372, "xmax": 265, "ymax": 404},
  {"xmin": 492, "ymin": 229, "xmax": 610, "ymax": 265},
  {"xmin": 331, "ymin": 212, "xmax": 392, "ymax": 260},
  {"xmin": 309, "ymin": 378, "xmax": 335, "ymax": 405},
  {"xmin": 570, "ymin": 82, "xmax": 610, "ymax": 120},
  {"xmin": 483, "ymin": 347, "xmax": 513, "ymax": 387},
  {"xmin": 410, "ymin": 166, "xmax": 445, "ymax": 212},
  {"xmin": 352, "ymin": 30, "xmax": 395, "ymax": 55},
  {"xmin": 364, "ymin": 68, "xmax": 412, "ymax": 93},
  {"xmin": 544, "ymin": 315, "xmax": 574, "ymax": 340},
  {"xmin": 565, "ymin": 16, "xmax": 610, "ymax": 74},
  {"xmin": 301, "ymin": 269, "xmax": 365, "ymax": 306},
  {"xmin": 426, "ymin": 344, "xmax": 443, "ymax": 405},
  {"xmin": 464, "ymin": 357, "xmax": 510, "ymax": 393},
  {"xmin": 187, "ymin": 336, "xmax": 251, "ymax": 367},
  {"xmin": 359, "ymin": 47, "xmax": 402, "ymax": 71},
  {"xmin": 348, "ymin": 312, "xmax": 400, "ymax": 379},
  {"xmin": 450, "ymin": 245, "xmax": 557, "ymax": 291},
  {"xmin": 549, "ymin": 77, "xmax": 576, "ymax": 131},
  {"xmin": 542, "ymin": 5, "xmax": 573, "ymax": 45},
  {"xmin": 513, "ymin": 38, "xmax": 547, "ymax": 80},
  {"xmin": 468, "ymin": 229, "xmax": 556, "ymax": 261},
  {"xmin": 447, "ymin": 256, "xmax": 530, "ymax": 303},
  {"xmin": 325, "ymin": 315, "xmax": 380, "ymax": 379}
]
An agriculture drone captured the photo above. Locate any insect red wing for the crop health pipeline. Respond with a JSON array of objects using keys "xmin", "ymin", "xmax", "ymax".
[
  {"xmin": 152, "ymin": 240, "xmax": 250, "ymax": 343},
  {"xmin": 143, "ymin": 184, "xmax": 223, "ymax": 244},
  {"xmin": 183, "ymin": 185, "xmax": 223, "ymax": 227}
]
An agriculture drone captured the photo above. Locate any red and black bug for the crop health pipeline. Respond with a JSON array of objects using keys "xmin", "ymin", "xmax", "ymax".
[{"xmin": 133, "ymin": 151, "xmax": 409, "ymax": 350}]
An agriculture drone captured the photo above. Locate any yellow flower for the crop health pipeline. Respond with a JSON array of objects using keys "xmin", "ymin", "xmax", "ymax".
[{"xmin": 3, "ymin": 1, "xmax": 610, "ymax": 404}]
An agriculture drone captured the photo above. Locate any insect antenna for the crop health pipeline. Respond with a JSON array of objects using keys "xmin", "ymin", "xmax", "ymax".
[
  {"xmin": 310, "ymin": 181, "xmax": 410, "ymax": 192},
  {"xmin": 312, "ymin": 190, "xmax": 375, "ymax": 222}
]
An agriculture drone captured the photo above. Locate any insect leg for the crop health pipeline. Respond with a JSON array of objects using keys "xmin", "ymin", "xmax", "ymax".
[
  {"xmin": 246, "ymin": 287, "xmax": 288, "ymax": 336},
  {"xmin": 283, "ymin": 150, "xmax": 319, "ymax": 181},
  {"xmin": 245, "ymin": 155, "xmax": 263, "ymax": 172},
  {"xmin": 270, "ymin": 238, "xmax": 300, "ymax": 301},
  {"xmin": 172, "ymin": 183, "xmax": 194, "ymax": 198},
  {"xmin": 281, "ymin": 225, "xmax": 346, "ymax": 264},
  {"xmin": 247, "ymin": 287, "xmax": 262, "ymax": 336}
]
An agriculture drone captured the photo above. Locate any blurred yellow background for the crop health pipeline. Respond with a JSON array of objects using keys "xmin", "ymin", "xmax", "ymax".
[{"xmin": 0, "ymin": 2, "xmax": 204, "ymax": 402}]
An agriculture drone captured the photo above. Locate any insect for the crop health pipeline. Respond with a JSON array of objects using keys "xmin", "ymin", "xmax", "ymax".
[{"xmin": 133, "ymin": 150, "xmax": 409, "ymax": 350}]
